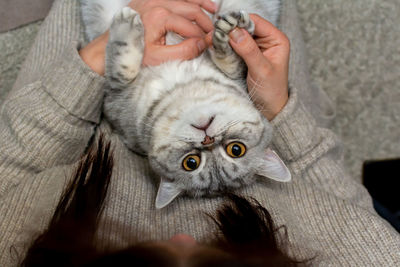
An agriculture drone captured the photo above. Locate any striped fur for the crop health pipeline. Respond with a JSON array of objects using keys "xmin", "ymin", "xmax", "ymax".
[{"xmin": 80, "ymin": 0, "xmax": 290, "ymax": 208}]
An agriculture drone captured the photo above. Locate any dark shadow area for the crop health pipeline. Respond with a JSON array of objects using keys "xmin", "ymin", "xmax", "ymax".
[{"xmin": 363, "ymin": 158, "xmax": 400, "ymax": 233}]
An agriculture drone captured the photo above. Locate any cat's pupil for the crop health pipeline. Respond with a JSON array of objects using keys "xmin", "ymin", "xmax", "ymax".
[
  {"xmin": 232, "ymin": 145, "xmax": 242, "ymax": 156},
  {"xmin": 187, "ymin": 157, "xmax": 198, "ymax": 170}
]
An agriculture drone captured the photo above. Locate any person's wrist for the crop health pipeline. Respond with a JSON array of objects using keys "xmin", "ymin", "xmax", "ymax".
[
  {"xmin": 248, "ymin": 73, "xmax": 289, "ymax": 120},
  {"xmin": 260, "ymin": 91, "xmax": 289, "ymax": 121},
  {"xmin": 79, "ymin": 32, "xmax": 109, "ymax": 76}
]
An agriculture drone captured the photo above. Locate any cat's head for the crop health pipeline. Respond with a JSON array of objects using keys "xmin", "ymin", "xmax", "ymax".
[{"xmin": 148, "ymin": 80, "xmax": 291, "ymax": 209}]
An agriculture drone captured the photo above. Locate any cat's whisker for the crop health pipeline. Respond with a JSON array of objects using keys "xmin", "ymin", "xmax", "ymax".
[
  {"xmin": 176, "ymin": 132, "xmax": 199, "ymax": 142},
  {"xmin": 140, "ymin": 118, "xmax": 171, "ymax": 132},
  {"xmin": 245, "ymin": 77, "xmax": 274, "ymax": 116},
  {"xmin": 248, "ymin": 76, "xmax": 263, "ymax": 91},
  {"xmin": 247, "ymin": 77, "xmax": 263, "ymax": 102},
  {"xmin": 213, "ymin": 119, "xmax": 241, "ymax": 137}
]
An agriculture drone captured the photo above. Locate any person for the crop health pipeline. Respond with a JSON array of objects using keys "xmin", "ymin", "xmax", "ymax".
[
  {"xmin": 0, "ymin": 0, "xmax": 398, "ymax": 266},
  {"xmin": 22, "ymin": 136, "xmax": 306, "ymax": 266}
]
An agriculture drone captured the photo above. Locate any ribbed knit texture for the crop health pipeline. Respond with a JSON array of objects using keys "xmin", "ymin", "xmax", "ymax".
[{"xmin": 0, "ymin": 0, "xmax": 399, "ymax": 266}]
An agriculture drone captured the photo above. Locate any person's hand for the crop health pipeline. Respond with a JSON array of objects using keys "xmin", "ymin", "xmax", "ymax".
[
  {"xmin": 228, "ymin": 14, "xmax": 290, "ymax": 120},
  {"xmin": 79, "ymin": 31, "xmax": 110, "ymax": 76},
  {"xmin": 79, "ymin": 0, "xmax": 217, "ymax": 75},
  {"xmin": 129, "ymin": 0, "xmax": 216, "ymax": 31}
]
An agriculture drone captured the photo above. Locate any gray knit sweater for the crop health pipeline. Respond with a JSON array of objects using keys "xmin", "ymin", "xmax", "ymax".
[{"xmin": 0, "ymin": 0, "xmax": 399, "ymax": 265}]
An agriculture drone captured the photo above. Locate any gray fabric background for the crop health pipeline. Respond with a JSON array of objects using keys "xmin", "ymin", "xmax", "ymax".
[
  {"xmin": 0, "ymin": 0, "xmax": 399, "ymax": 181},
  {"xmin": 297, "ymin": 1, "xmax": 400, "ymax": 180},
  {"xmin": 0, "ymin": 0, "xmax": 53, "ymax": 32}
]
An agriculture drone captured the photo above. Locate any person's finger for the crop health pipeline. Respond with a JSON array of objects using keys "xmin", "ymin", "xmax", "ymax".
[
  {"xmin": 145, "ymin": 38, "xmax": 206, "ymax": 64},
  {"xmin": 250, "ymin": 14, "xmax": 289, "ymax": 49},
  {"xmin": 129, "ymin": 0, "xmax": 214, "ymax": 32},
  {"xmin": 160, "ymin": 0, "xmax": 214, "ymax": 33},
  {"xmin": 228, "ymin": 28, "xmax": 272, "ymax": 72},
  {"xmin": 180, "ymin": 0, "xmax": 218, "ymax": 13},
  {"xmin": 160, "ymin": 1, "xmax": 214, "ymax": 32},
  {"xmin": 165, "ymin": 13, "xmax": 206, "ymax": 37},
  {"xmin": 143, "ymin": 8, "xmax": 205, "ymax": 43},
  {"xmin": 204, "ymin": 31, "xmax": 213, "ymax": 47}
]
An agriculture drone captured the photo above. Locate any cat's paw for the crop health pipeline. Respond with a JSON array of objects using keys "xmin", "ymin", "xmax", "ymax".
[
  {"xmin": 213, "ymin": 11, "xmax": 254, "ymax": 55},
  {"xmin": 209, "ymin": 11, "xmax": 253, "ymax": 79},
  {"xmin": 106, "ymin": 7, "xmax": 144, "ymax": 89},
  {"xmin": 110, "ymin": 7, "xmax": 143, "ymax": 39}
]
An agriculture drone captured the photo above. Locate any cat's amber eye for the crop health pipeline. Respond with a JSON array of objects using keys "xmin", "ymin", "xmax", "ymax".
[
  {"xmin": 182, "ymin": 155, "xmax": 201, "ymax": 171},
  {"xmin": 226, "ymin": 142, "xmax": 246, "ymax": 158}
]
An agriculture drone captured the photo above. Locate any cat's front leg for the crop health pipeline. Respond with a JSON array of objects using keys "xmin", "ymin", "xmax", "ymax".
[
  {"xmin": 209, "ymin": 11, "xmax": 255, "ymax": 80},
  {"xmin": 106, "ymin": 7, "xmax": 144, "ymax": 90}
]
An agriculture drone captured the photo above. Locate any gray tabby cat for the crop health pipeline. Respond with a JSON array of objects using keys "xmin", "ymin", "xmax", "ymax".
[{"xmin": 80, "ymin": 0, "xmax": 291, "ymax": 209}]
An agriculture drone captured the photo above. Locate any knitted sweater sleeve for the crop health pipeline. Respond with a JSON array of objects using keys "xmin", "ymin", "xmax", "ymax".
[
  {"xmin": 0, "ymin": 3, "xmax": 106, "ymax": 244},
  {"xmin": 270, "ymin": 87, "xmax": 371, "ymax": 205},
  {"xmin": 0, "ymin": 45, "xmax": 105, "ymax": 173},
  {"xmin": 0, "ymin": 0, "xmax": 105, "ymax": 175},
  {"xmin": 269, "ymin": 86, "xmax": 400, "ymax": 265}
]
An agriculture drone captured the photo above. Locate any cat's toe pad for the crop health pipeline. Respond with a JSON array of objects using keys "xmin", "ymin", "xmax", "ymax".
[
  {"xmin": 111, "ymin": 7, "xmax": 142, "ymax": 31},
  {"xmin": 213, "ymin": 11, "xmax": 254, "ymax": 52},
  {"xmin": 109, "ymin": 6, "xmax": 144, "ymax": 50}
]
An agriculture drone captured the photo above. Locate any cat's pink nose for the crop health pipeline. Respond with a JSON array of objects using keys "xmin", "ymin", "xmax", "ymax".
[
  {"xmin": 202, "ymin": 135, "xmax": 215, "ymax": 146},
  {"xmin": 191, "ymin": 116, "xmax": 214, "ymax": 131}
]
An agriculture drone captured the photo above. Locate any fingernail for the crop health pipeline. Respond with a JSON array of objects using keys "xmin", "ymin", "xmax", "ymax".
[
  {"xmin": 197, "ymin": 39, "xmax": 206, "ymax": 52},
  {"xmin": 230, "ymin": 28, "xmax": 245, "ymax": 44}
]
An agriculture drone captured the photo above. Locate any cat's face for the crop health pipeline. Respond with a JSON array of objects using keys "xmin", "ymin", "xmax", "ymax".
[{"xmin": 148, "ymin": 81, "xmax": 291, "ymax": 208}]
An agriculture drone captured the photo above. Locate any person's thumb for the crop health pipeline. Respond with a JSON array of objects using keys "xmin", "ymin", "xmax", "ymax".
[{"xmin": 229, "ymin": 28, "xmax": 271, "ymax": 71}]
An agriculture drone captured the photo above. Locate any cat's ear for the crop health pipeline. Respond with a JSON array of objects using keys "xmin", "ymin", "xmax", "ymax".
[
  {"xmin": 155, "ymin": 177, "xmax": 182, "ymax": 209},
  {"xmin": 256, "ymin": 148, "xmax": 291, "ymax": 182}
]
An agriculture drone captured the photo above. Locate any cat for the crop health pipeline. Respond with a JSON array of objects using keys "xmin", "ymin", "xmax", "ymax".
[{"xmin": 80, "ymin": 0, "xmax": 291, "ymax": 209}]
